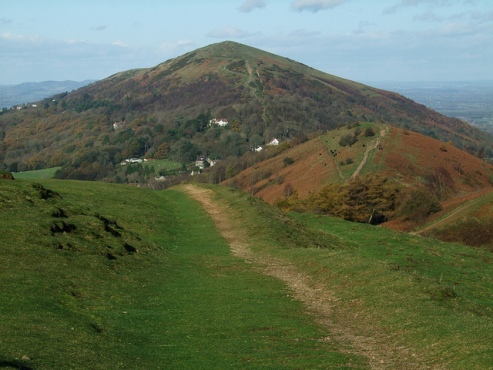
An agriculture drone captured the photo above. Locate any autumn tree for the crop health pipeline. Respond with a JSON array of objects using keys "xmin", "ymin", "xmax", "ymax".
[
  {"xmin": 313, "ymin": 174, "xmax": 400, "ymax": 224},
  {"xmin": 154, "ymin": 142, "xmax": 170, "ymax": 159}
]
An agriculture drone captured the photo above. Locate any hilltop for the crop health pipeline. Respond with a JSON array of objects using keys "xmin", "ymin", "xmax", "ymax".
[{"xmin": 1, "ymin": 41, "xmax": 492, "ymax": 182}]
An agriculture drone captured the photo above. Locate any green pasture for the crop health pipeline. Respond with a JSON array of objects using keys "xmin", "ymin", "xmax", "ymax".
[
  {"xmin": 3, "ymin": 178, "xmax": 493, "ymax": 369},
  {"xmin": 12, "ymin": 167, "xmax": 61, "ymax": 179},
  {"xmin": 0, "ymin": 179, "xmax": 363, "ymax": 369}
]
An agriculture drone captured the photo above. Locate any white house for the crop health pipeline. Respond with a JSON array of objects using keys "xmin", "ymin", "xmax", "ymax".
[
  {"xmin": 267, "ymin": 138, "xmax": 279, "ymax": 146},
  {"xmin": 254, "ymin": 146, "xmax": 263, "ymax": 152},
  {"xmin": 209, "ymin": 118, "xmax": 229, "ymax": 127},
  {"xmin": 195, "ymin": 156, "xmax": 206, "ymax": 169},
  {"xmin": 207, "ymin": 158, "xmax": 219, "ymax": 167}
]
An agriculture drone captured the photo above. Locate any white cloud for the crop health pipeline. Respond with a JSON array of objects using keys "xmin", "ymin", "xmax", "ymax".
[
  {"xmin": 433, "ymin": 21, "xmax": 475, "ymax": 36},
  {"xmin": 290, "ymin": 0, "xmax": 347, "ymax": 13},
  {"xmin": 0, "ymin": 34, "xmax": 161, "ymax": 83},
  {"xmin": 159, "ymin": 39, "xmax": 195, "ymax": 53},
  {"xmin": 207, "ymin": 26, "xmax": 251, "ymax": 38},
  {"xmin": 384, "ymin": 0, "xmax": 454, "ymax": 14},
  {"xmin": 239, "ymin": 0, "xmax": 267, "ymax": 12},
  {"xmin": 112, "ymin": 40, "xmax": 129, "ymax": 48}
]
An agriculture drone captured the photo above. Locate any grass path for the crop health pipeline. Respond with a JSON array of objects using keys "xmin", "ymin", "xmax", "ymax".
[
  {"xmin": 181, "ymin": 184, "xmax": 426, "ymax": 369},
  {"xmin": 351, "ymin": 126, "xmax": 388, "ymax": 180}
]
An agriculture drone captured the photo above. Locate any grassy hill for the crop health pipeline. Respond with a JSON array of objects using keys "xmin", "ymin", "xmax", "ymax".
[
  {"xmin": 227, "ymin": 122, "xmax": 493, "ymax": 202},
  {"xmin": 2, "ymin": 178, "xmax": 493, "ymax": 368},
  {"xmin": 224, "ymin": 122, "xmax": 493, "ymax": 247},
  {"xmin": 1, "ymin": 41, "xmax": 492, "ymax": 182}
]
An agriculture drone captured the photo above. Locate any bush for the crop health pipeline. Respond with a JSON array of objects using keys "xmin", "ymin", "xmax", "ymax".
[
  {"xmin": 430, "ymin": 218, "xmax": 493, "ymax": 248},
  {"xmin": 364, "ymin": 127, "xmax": 375, "ymax": 137},
  {"xmin": 399, "ymin": 190, "xmax": 441, "ymax": 222},
  {"xmin": 0, "ymin": 171, "xmax": 14, "ymax": 180},
  {"xmin": 283, "ymin": 157, "xmax": 295, "ymax": 166},
  {"xmin": 339, "ymin": 134, "xmax": 357, "ymax": 147}
]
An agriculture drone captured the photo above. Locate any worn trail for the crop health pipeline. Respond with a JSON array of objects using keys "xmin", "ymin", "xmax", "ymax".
[{"xmin": 181, "ymin": 184, "xmax": 427, "ymax": 369}]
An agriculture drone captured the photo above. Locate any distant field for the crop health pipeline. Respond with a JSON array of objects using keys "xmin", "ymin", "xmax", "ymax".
[
  {"xmin": 12, "ymin": 167, "xmax": 61, "ymax": 179},
  {"xmin": 368, "ymin": 80, "xmax": 493, "ymax": 133},
  {"xmin": 144, "ymin": 158, "xmax": 182, "ymax": 172}
]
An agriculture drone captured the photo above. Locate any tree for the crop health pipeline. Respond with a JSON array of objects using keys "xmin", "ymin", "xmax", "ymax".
[{"xmin": 154, "ymin": 142, "xmax": 170, "ymax": 159}]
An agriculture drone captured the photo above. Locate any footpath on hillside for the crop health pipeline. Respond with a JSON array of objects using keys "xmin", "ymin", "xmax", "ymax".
[{"xmin": 181, "ymin": 184, "xmax": 427, "ymax": 370}]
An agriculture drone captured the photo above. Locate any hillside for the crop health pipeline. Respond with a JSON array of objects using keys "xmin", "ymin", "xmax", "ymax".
[
  {"xmin": 1, "ymin": 41, "xmax": 492, "ymax": 182},
  {"xmin": 222, "ymin": 121, "xmax": 493, "ymax": 245},
  {"xmin": 2, "ymin": 178, "xmax": 493, "ymax": 368},
  {"xmin": 226, "ymin": 122, "xmax": 493, "ymax": 203}
]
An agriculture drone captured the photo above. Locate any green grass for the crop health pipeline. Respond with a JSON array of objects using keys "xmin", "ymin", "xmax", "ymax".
[
  {"xmin": 4, "ymin": 179, "xmax": 493, "ymax": 368},
  {"xmin": 12, "ymin": 167, "xmax": 61, "ymax": 179},
  {"xmin": 144, "ymin": 158, "xmax": 182, "ymax": 173},
  {"xmin": 0, "ymin": 179, "xmax": 364, "ymax": 369},
  {"xmin": 206, "ymin": 185, "xmax": 493, "ymax": 368}
]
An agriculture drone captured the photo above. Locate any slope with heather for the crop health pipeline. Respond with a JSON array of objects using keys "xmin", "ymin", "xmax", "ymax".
[{"xmin": 226, "ymin": 122, "xmax": 493, "ymax": 203}]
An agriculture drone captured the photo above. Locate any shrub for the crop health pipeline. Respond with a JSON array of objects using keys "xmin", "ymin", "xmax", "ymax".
[
  {"xmin": 399, "ymin": 190, "xmax": 441, "ymax": 222},
  {"xmin": 339, "ymin": 134, "xmax": 357, "ymax": 147},
  {"xmin": 0, "ymin": 171, "xmax": 14, "ymax": 180},
  {"xmin": 283, "ymin": 157, "xmax": 295, "ymax": 166},
  {"xmin": 364, "ymin": 127, "xmax": 375, "ymax": 137},
  {"xmin": 429, "ymin": 218, "xmax": 493, "ymax": 248}
]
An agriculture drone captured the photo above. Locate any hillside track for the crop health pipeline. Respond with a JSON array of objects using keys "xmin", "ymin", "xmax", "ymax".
[
  {"xmin": 181, "ymin": 184, "xmax": 429, "ymax": 369},
  {"xmin": 351, "ymin": 126, "xmax": 389, "ymax": 180},
  {"xmin": 415, "ymin": 188, "xmax": 493, "ymax": 234}
]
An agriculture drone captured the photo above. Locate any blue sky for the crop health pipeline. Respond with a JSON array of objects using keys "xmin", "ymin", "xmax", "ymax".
[{"xmin": 1, "ymin": 0, "xmax": 492, "ymax": 84}]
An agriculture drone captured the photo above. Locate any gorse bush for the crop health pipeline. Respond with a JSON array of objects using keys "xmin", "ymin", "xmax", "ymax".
[{"xmin": 277, "ymin": 174, "xmax": 401, "ymax": 225}]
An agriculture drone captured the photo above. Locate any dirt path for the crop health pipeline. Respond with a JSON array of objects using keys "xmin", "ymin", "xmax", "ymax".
[
  {"xmin": 181, "ymin": 184, "xmax": 427, "ymax": 369},
  {"xmin": 245, "ymin": 60, "xmax": 253, "ymax": 84},
  {"xmin": 351, "ymin": 126, "xmax": 388, "ymax": 180}
]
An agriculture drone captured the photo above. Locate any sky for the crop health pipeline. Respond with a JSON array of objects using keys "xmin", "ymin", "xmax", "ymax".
[{"xmin": 1, "ymin": 0, "xmax": 492, "ymax": 85}]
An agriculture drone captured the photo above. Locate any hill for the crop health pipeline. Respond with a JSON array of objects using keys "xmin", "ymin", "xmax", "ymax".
[
  {"xmin": 226, "ymin": 122, "xmax": 493, "ymax": 201},
  {"xmin": 222, "ymin": 121, "xmax": 493, "ymax": 243},
  {"xmin": 1, "ymin": 41, "xmax": 492, "ymax": 182},
  {"xmin": 2, "ymin": 178, "xmax": 493, "ymax": 368}
]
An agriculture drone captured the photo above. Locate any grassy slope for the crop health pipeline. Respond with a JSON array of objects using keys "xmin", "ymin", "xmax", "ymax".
[
  {"xmin": 12, "ymin": 167, "xmax": 61, "ymax": 180},
  {"xmin": 0, "ymin": 179, "xmax": 363, "ymax": 369},
  {"xmin": 206, "ymin": 184, "xmax": 493, "ymax": 368},
  {"xmin": 3, "ymin": 178, "xmax": 493, "ymax": 368}
]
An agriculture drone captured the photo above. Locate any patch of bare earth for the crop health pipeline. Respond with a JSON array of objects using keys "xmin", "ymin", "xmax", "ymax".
[{"xmin": 181, "ymin": 184, "xmax": 429, "ymax": 369}]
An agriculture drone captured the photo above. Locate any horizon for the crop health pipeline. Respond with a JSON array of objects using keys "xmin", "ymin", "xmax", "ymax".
[{"xmin": 2, "ymin": 1, "xmax": 492, "ymax": 85}]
